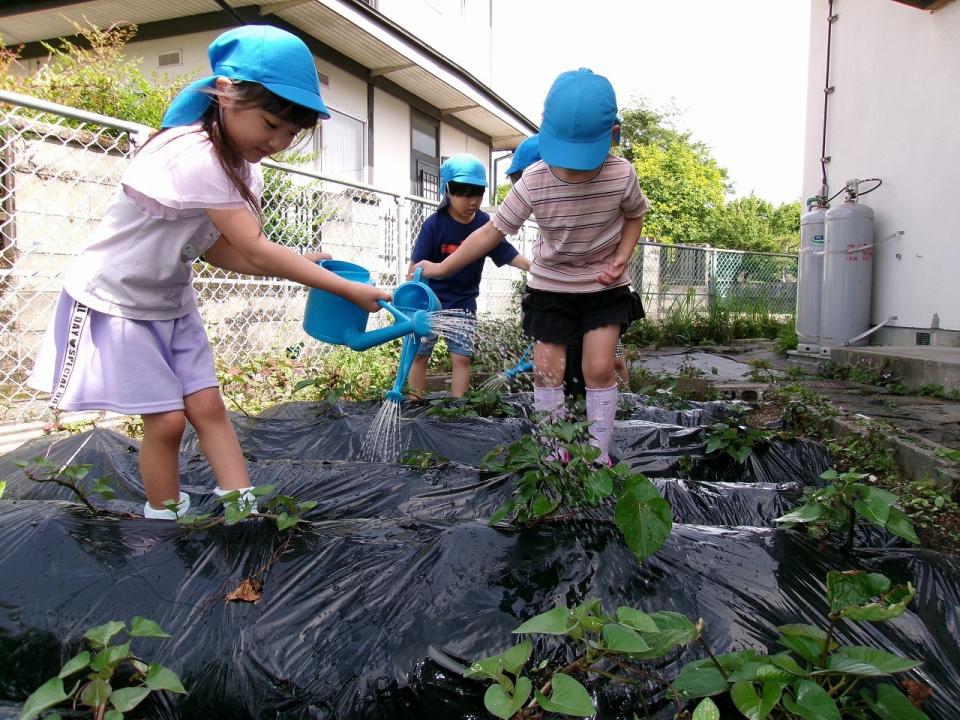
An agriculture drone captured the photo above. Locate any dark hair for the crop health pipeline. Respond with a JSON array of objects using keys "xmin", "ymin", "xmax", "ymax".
[
  {"xmin": 147, "ymin": 81, "xmax": 321, "ymax": 223},
  {"xmin": 446, "ymin": 180, "xmax": 485, "ymax": 198}
]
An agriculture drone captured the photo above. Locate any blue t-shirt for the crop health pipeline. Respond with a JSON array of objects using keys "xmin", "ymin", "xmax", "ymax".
[{"xmin": 410, "ymin": 208, "xmax": 518, "ymax": 311}]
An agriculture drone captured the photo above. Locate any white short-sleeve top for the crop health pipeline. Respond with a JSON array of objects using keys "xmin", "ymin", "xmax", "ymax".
[{"xmin": 63, "ymin": 124, "xmax": 264, "ymax": 320}]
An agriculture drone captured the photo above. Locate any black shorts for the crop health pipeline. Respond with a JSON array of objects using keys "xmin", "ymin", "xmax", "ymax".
[{"xmin": 521, "ymin": 286, "xmax": 632, "ymax": 345}]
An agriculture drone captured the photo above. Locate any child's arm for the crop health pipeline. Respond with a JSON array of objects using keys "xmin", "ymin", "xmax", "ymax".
[
  {"xmin": 509, "ymin": 254, "xmax": 531, "ymax": 272},
  {"xmin": 206, "ymin": 208, "xmax": 390, "ymax": 312},
  {"xmin": 205, "ymin": 238, "xmax": 332, "ymax": 273},
  {"xmin": 598, "ymin": 217, "xmax": 643, "ymax": 286},
  {"xmin": 416, "ymin": 220, "xmax": 505, "ymax": 279}
]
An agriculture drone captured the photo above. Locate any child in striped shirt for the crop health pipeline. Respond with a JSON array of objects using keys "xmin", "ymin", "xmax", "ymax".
[{"xmin": 416, "ymin": 68, "xmax": 649, "ymax": 464}]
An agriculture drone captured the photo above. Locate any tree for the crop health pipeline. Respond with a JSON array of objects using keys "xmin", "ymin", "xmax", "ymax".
[
  {"xmin": 0, "ymin": 22, "xmax": 192, "ymax": 128},
  {"xmin": 710, "ymin": 195, "xmax": 802, "ymax": 253},
  {"xmin": 617, "ymin": 98, "xmax": 799, "ymax": 252}
]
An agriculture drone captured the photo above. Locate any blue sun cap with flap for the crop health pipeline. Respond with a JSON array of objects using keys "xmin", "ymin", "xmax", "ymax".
[
  {"xmin": 538, "ymin": 68, "xmax": 617, "ymax": 171},
  {"xmin": 506, "ymin": 134, "xmax": 541, "ymax": 177},
  {"xmin": 437, "ymin": 153, "xmax": 487, "ymax": 209},
  {"xmin": 161, "ymin": 25, "xmax": 329, "ymax": 128}
]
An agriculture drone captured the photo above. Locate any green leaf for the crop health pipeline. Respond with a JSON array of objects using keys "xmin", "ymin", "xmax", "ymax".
[
  {"xmin": 601, "ymin": 623, "xmax": 650, "ymax": 653},
  {"xmin": 58, "ymin": 651, "xmax": 91, "ymax": 678},
  {"xmin": 514, "ymin": 606, "xmax": 572, "ymax": 635},
  {"xmin": 84, "ymin": 621, "xmax": 126, "ymax": 648},
  {"xmin": 584, "ymin": 470, "xmax": 613, "ymax": 501},
  {"xmin": 250, "ymin": 484, "xmax": 274, "ymax": 497},
  {"xmin": 851, "ymin": 485, "xmax": 897, "ymax": 526},
  {"xmin": 826, "ymin": 571, "xmax": 891, "ymax": 614},
  {"xmin": 129, "ymin": 617, "xmax": 171, "ymax": 639},
  {"xmin": 489, "ymin": 499, "xmax": 515, "ymax": 526},
  {"xmin": 861, "ymin": 683, "xmax": 930, "ymax": 720},
  {"xmin": 80, "ymin": 678, "xmax": 112, "ymax": 708},
  {"xmin": 145, "ymin": 663, "xmax": 186, "ymax": 693},
  {"xmin": 670, "ymin": 664, "xmax": 729, "ymax": 699},
  {"xmin": 531, "ymin": 494, "xmax": 559, "ymax": 517},
  {"xmin": 885, "ymin": 506, "xmax": 920, "ymax": 544},
  {"xmin": 224, "ymin": 502, "xmax": 252, "ymax": 525},
  {"xmin": 778, "ymin": 635, "xmax": 827, "ymax": 665},
  {"xmin": 484, "ymin": 677, "xmax": 531, "ymax": 720},
  {"xmin": 500, "ymin": 639, "xmax": 533, "ymax": 677},
  {"xmin": 705, "ymin": 437, "xmax": 725, "ymax": 454},
  {"xmin": 110, "ymin": 686, "xmax": 151, "ymax": 712},
  {"xmin": 463, "ymin": 655, "xmax": 504, "ymax": 682},
  {"xmin": 534, "ymin": 673, "xmax": 595, "ymax": 717},
  {"xmin": 615, "ymin": 607, "xmax": 658, "ymax": 633},
  {"xmin": 614, "ymin": 475, "xmax": 673, "ymax": 563},
  {"xmin": 783, "ymin": 680, "xmax": 842, "ymax": 720},
  {"xmin": 630, "ymin": 611, "xmax": 698, "ymax": 660},
  {"xmin": 731, "ymin": 680, "xmax": 782, "ymax": 720},
  {"xmin": 691, "ymin": 697, "xmax": 721, "ymax": 720},
  {"xmin": 20, "ymin": 676, "xmax": 70, "ymax": 720},
  {"xmin": 92, "ymin": 480, "xmax": 117, "ymax": 500},
  {"xmin": 769, "ymin": 653, "xmax": 809, "ymax": 676},
  {"xmin": 0, "ymin": 480, "xmax": 5, "ymax": 499},
  {"xmin": 826, "ymin": 646, "xmax": 920, "ymax": 675},
  {"xmin": 104, "ymin": 711, "xmax": 124, "ymax": 720},
  {"xmin": 775, "ymin": 503, "xmax": 824, "ymax": 524},
  {"xmin": 843, "ymin": 582, "xmax": 916, "ymax": 622},
  {"xmin": 276, "ymin": 512, "xmax": 298, "ymax": 531},
  {"xmin": 727, "ymin": 663, "xmax": 792, "ymax": 683}
]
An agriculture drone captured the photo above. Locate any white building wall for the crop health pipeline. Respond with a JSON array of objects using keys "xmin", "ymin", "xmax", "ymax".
[
  {"xmin": 803, "ymin": 0, "xmax": 960, "ymax": 334},
  {"xmin": 373, "ymin": 87, "xmax": 410, "ymax": 195}
]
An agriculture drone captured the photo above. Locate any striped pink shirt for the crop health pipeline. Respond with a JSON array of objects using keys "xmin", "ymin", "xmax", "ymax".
[{"xmin": 492, "ymin": 155, "xmax": 649, "ymax": 293}]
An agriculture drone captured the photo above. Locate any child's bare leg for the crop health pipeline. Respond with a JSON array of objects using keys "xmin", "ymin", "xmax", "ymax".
[
  {"xmin": 451, "ymin": 353, "xmax": 471, "ymax": 397},
  {"xmin": 184, "ymin": 387, "xmax": 250, "ymax": 492},
  {"xmin": 583, "ymin": 325, "xmax": 621, "ymax": 463},
  {"xmin": 407, "ymin": 355, "xmax": 430, "ymax": 398},
  {"xmin": 140, "ymin": 410, "xmax": 187, "ymax": 509},
  {"xmin": 614, "ymin": 356, "xmax": 629, "ymax": 390},
  {"xmin": 533, "ymin": 340, "xmax": 566, "ymax": 421}
]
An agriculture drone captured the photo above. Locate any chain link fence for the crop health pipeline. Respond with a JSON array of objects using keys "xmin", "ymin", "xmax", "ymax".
[
  {"xmin": 0, "ymin": 91, "xmax": 795, "ymax": 424},
  {"xmin": 631, "ymin": 241, "xmax": 797, "ymax": 320}
]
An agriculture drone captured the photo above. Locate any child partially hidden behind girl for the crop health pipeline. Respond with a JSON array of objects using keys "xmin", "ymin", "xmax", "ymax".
[{"xmin": 29, "ymin": 26, "xmax": 390, "ymax": 519}]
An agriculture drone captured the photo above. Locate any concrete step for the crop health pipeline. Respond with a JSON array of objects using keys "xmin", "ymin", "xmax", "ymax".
[{"xmin": 830, "ymin": 346, "xmax": 960, "ymax": 393}]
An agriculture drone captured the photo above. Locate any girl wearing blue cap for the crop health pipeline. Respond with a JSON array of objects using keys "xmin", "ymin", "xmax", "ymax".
[
  {"xmin": 406, "ymin": 153, "xmax": 529, "ymax": 397},
  {"xmin": 28, "ymin": 26, "xmax": 390, "ymax": 519},
  {"xmin": 416, "ymin": 69, "xmax": 649, "ymax": 465}
]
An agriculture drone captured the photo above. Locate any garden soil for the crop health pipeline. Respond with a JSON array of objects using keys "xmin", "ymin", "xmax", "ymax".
[{"xmin": 1, "ymin": 394, "xmax": 957, "ymax": 719}]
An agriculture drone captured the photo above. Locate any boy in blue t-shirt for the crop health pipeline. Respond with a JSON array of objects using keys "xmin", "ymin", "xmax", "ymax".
[{"xmin": 407, "ymin": 153, "xmax": 530, "ymax": 397}]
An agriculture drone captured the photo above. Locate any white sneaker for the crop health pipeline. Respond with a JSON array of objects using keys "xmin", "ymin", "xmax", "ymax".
[
  {"xmin": 214, "ymin": 486, "xmax": 259, "ymax": 514},
  {"xmin": 143, "ymin": 492, "xmax": 191, "ymax": 520}
]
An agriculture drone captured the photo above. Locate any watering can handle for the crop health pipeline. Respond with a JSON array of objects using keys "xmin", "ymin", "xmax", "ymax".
[{"xmin": 413, "ymin": 266, "xmax": 425, "ymax": 283}]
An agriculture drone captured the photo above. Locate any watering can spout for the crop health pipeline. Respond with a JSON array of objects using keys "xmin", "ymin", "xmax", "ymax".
[{"xmin": 344, "ymin": 307, "xmax": 432, "ymax": 352}]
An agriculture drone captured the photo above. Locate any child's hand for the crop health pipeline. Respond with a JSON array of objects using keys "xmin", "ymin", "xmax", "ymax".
[
  {"xmin": 304, "ymin": 251, "xmax": 332, "ymax": 263},
  {"xmin": 346, "ymin": 282, "xmax": 392, "ymax": 313},
  {"xmin": 597, "ymin": 258, "xmax": 627, "ymax": 285},
  {"xmin": 413, "ymin": 260, "xmax": 445, "ymax": 278}
]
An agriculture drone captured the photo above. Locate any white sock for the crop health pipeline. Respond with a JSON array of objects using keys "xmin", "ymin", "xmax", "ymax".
[
  {"xmin": 533, "ymin": 385, "xmax": 565, "ymax": 423},
  {"xmin": 586, "ymin": 384, "xmax": 618, "ymax": 462},
  {"xmin": 214, "ymin": 485, "xmax": 257, "ymax": 507}
]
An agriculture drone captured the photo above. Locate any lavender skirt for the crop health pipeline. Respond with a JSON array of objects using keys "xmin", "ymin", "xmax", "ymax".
[{"xmin": 28, "ymin": 291, "xmax": 218, "ymax": 415}]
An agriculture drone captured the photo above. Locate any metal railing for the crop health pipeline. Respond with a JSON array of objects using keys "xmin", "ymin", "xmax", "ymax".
[{"xmin": 0, "ymin": 90, "xmax": 795, "ymax": 423}]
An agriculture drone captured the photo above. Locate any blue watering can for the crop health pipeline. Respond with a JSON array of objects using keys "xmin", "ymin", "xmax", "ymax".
[
  {"xmin": 303, "ymin": 261, "xmax": 439, "ymax": 353},
  {"xmin": 503, "ymin": 344, "xmax": 533, "ymax": 380}
]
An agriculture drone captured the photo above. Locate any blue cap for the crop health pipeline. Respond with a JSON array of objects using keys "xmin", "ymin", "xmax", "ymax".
[
  {"xmin": 438, "ymin": 153, "xmax": 487, "ymax": 209},
  {"xmin": 161, "ymin": 25, "xmax": 329, "ymax": 128},
  {"xmin": 506, "ymin": 134, "xmax": 541, "ymax": 177},
  {"xmin": 539, "ymin": 68, "xmax": 617, "ymax": 171}
]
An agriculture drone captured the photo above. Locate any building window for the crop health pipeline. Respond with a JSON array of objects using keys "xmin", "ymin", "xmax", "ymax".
[
  {"xmin": 321, "ymin": 108, "xmax": 366, "ymax": 182},
  {"xmin": 290, "ymin": 107, "xmax": 366, "ymax": 183},
  {"xmin": 411, "ymin": 110, "xmax": 440, "ymax": 199}
]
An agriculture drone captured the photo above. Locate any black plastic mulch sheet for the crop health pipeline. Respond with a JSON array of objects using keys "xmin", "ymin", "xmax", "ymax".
[{"xmin": 1, "ymin": 395, "xmax": 957, "ymax": 719}]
